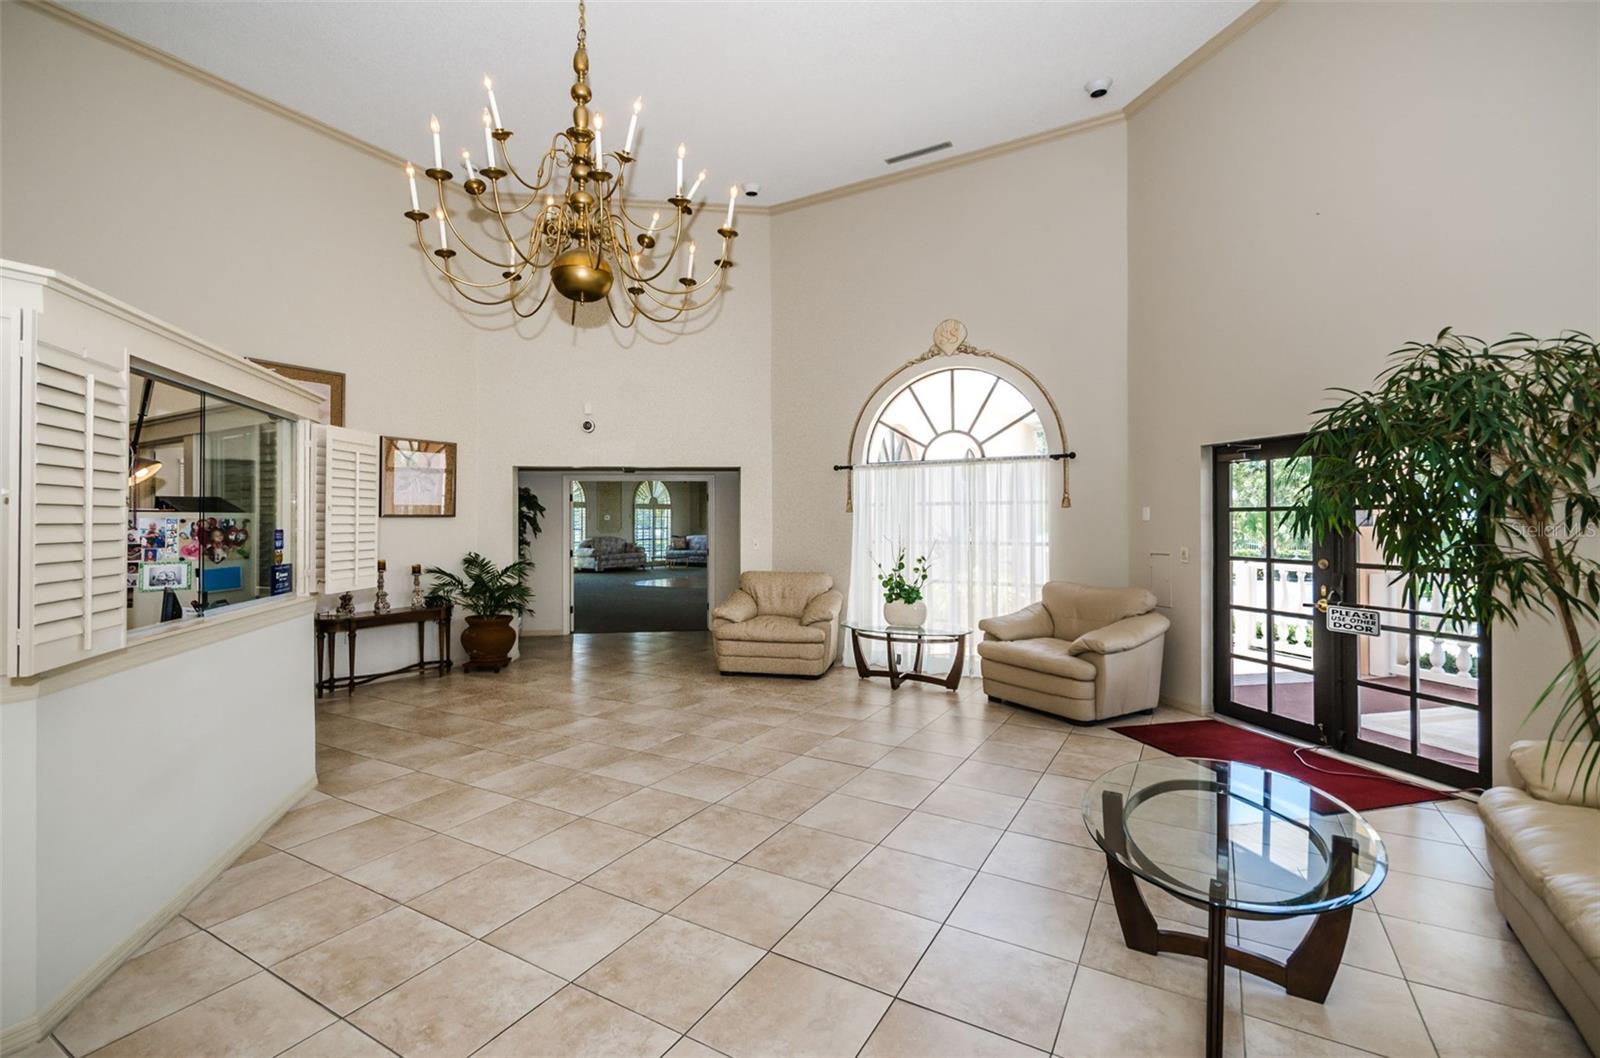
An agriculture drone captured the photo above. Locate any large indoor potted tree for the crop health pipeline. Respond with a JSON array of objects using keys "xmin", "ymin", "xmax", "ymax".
[
  {"xmin": 426, "ymin": 552, "xmax": 533, "ymax": 672},
  {"xmin": 1288, "ymin": 330, "xmax": 1599, "ymax": 792}
]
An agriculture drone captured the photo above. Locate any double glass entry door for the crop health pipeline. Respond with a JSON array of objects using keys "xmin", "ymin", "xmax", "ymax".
[{"xmin": 1212, "ymin": 437, "xmax": 1490, "ymax": 789}]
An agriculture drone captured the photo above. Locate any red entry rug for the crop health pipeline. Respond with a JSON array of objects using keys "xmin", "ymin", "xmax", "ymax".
[{"xmin": 1112, "ymin": 719, "xmax": 1452, "ymax": 812}]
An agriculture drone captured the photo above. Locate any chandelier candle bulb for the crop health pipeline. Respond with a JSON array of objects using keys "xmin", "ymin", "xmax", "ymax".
[
  {"xmin": 651, "ymin": 210, "xmax": 661, "ymax": 231},
  {"xmin": 462, "ymin": 149, "xmax": 475, "ymax": 181},
  {"xmin": 436, "ymin": 209, "xmax": 448, "ymax": 249},
  {"xmin": 406, "ymin": 163, "xmax": 419, "ymax": 211},
  {"xmin": 685, "ymin": 240, "xmax": 696, "ymax": 281},
  {"xmin": 482, "ymin": 109, "xmax": 496, "ymax": 166},
  {"xmin": 726, "ymin": 185, "xmax": 738, "ymax": 227},
  {"xmin": 593, "ymin": 114, "xmax": 603, "ymax": 163},
  {"xmin": 676, "ymin": 143, "xmax": 686, "ymax": 196},
  {"xmin": 624, "ymin": 96, "xmax": 641, "ymax": 152},
  {"xmin": 430, "ymin": 115, "xmax": 442, "ymax": 169},
  {"xmin": 687, "ymin": 169, "xmax": 707, "ymax": 199},
  {"xmin": 484, "ymin": 75, "xmax": 502, "ymax": 129}
]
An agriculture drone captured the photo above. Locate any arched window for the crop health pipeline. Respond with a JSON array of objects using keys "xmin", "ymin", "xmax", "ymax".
[
  {"xmin": 633, "ymin": 480, "xmax": 671, "ymax": 559},
  {"xmin": 848, "ymin": 344, "xmax": 1055, "ymax": 665},
  {"xmin": 571, "ymin": 481, "xmax": 587, "ymax": 549},
  {"xmin": 866, "ymin": 368, "xmax": 1048, "ymax": 464}
]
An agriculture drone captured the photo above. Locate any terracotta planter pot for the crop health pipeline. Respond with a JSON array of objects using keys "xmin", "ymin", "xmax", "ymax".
[{"xmin": 460, "ymin": 614, "xmax": 516, "ymax": 672}]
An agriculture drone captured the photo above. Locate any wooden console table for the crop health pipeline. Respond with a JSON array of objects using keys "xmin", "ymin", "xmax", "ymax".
[{"xmin": 315, "ymin": 604, "xmax": 453, "ymax": 696}]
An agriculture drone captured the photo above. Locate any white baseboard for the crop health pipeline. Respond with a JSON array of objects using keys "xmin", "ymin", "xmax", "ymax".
[
  {"xmin": 0, "ymin": 775, "xmax": 317, "ymax": 1055},
  {"xmin": 1159, "ymin": 694, "xmax": 1208, "ymax": 716}
]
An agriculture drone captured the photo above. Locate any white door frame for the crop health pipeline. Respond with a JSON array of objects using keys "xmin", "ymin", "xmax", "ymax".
[{"xmin": 562, "ymin": 471, "xmax": 718, "ymax": 635}]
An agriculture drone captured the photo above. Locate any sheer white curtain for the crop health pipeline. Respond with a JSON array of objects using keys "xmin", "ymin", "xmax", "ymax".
[{"xmin": 849, "ymin": 457, "xmax": 1051, "ymax": 670}]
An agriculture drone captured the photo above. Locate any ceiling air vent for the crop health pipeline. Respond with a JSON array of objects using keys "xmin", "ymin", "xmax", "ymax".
[{"xmin": 884, "ymin": 141, "xmax": 953, "ymax": 166}]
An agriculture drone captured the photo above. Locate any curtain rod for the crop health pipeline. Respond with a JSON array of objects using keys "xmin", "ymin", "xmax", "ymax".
[{"xmin": 832, "ymin": 452, "xmax": 1076, "ymax": 471}]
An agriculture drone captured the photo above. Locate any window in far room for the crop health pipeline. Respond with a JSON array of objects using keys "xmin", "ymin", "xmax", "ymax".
[
  {"xmin": 633, "ymin": 480, "xmax": 672, "ymax": 559},
  {"xmin": 571, "ymin": 480, "xmax": 587, "ymax": 549}
]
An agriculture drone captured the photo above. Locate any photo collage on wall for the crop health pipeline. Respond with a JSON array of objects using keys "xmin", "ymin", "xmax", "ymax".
[{"xmin": 127, "ymin": 516, "xmax": 196, "ymax": 595}]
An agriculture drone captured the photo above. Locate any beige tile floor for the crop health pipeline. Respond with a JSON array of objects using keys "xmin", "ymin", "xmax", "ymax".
[{"xmin": 32, "ymin": 633, "xmax": 1591, "ymax": 1058}]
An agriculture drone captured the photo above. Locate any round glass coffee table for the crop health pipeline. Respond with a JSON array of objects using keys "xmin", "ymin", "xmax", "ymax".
[
  {"xmin": 844, "ymin": 623, "xmax": 970, "ymax": 690},
  {"xmin": 1083, "ymin": 757, "xmax": 1387, "ymax": 1058}
]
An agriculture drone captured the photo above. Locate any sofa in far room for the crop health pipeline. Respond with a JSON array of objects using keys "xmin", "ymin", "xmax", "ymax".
[
  {"xmin": 664, "ymin": 533, "xmax": 709, "ymax": 566},
  {"xmin": 572, "ymin": 535, "xmax": 648, "ymax": 572},
  {"xmin": 1478, "ymin": 740, "xmax": 1600, "ymax": 1052}
]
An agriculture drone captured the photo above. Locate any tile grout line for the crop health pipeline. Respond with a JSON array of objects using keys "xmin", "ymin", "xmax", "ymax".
[{"xmin": 110, "ymin": 644, "xmax": 1514, "ymax": 1058}]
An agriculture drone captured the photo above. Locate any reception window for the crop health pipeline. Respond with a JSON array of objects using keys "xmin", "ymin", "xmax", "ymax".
[{"xmin": 126, "ymin": 370, "xmax": 298, "ymax": 632}]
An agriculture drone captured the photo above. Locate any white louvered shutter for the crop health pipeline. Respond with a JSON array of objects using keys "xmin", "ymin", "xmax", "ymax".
[
  {"xmin": 9, "ymin": 308, "xmax": 129, "ymax": 676},
  {"xmin": 315, "ymin": 425, "xmax": 379, "ymax": 593}
]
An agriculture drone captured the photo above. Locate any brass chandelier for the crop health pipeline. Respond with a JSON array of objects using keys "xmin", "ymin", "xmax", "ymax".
[{"xmin": 403, "ymin": 0, "xmax": 738, "ymax": 325}]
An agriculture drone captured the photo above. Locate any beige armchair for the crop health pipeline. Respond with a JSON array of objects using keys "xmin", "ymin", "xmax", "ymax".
[
  {"xmin": 713, "ymin": 571, "xmax": 842, "ymax": 677},
  {"xmin": 978, "ymin": 582, "xmax": 1169, "ymax": 723}
]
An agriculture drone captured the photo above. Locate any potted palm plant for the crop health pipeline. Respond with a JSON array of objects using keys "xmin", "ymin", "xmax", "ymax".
[
  {"xmin": 1288, "ymin": 330, "xmax": 1600, "ymax": 793},
  {"xmin": 426, "ymin": 552, "xmax": 533, "ymax": 672}
]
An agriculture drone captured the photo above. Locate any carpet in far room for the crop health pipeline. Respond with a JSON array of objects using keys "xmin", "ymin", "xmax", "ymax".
[{"xmin": 573, "ymin": 567, "xmax": 709, "ymax": 633}]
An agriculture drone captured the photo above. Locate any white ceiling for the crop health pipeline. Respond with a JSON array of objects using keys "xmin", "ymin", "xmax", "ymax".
[{"xmin": 66, "ymin": 0, "xmax": 1251, "ymax": 205}]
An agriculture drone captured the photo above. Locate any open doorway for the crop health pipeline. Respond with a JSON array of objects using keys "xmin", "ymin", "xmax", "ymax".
[
  {"xmin": 570, "ymin": 477, "xmax": 708, "ymax": 632},
  {"xmin": 514, "ymin": 468, "xmax": 740, "ymax": 636}
]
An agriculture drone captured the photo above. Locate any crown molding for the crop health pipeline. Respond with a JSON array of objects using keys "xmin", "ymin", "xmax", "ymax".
[
  {"xmin": 21, "ymin": 0, "xmax": 775, "ymax": 216},
  {"xmin": 24, "ymin": 0, "xmax": 405, "ymax": 168},
  {"xmin": 767, "ymin": 112, "xmax": 1127, "ymax": 216},
  {"xmin": 765, "ymin": 0, "xmax": 1280, "ymax": 216},
  {"xmin": 1123, "ymin": 0, "xmax": 1282, "ymax": 118},
  {"xmin": 27, "ymin": 0, "xmax": 1280, "ymax": 218}
]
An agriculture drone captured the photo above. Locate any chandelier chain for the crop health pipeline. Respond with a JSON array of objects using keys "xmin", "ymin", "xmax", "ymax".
[{"xmin": 576, "ymin": 0, "xmax": 586, "ymax": 46}]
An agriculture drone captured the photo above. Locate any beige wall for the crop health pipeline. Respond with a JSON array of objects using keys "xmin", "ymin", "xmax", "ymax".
[
  {"xmin": 0, "ymin": 3, "xmax": 774, "ymax": 666},
  {"xmin": 1126, "ymin": 1, "xmax": 1599, "ymax": 779},
  {"xmin": 770, "ymin": 121, "xmax": 1132, "ymax": 599},
  {"xmin": 5, "ymin": 0, "xmax": 1593, "ymax": 781}
]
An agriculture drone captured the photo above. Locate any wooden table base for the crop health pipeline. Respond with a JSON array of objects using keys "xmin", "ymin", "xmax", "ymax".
[
  {"xmin": 848, "ymin": 628, "xmax": 967, "ymax": 690},
  {"xmin": 1101, "ymin": 790, "xmax": 1356, "ymax": 1058}
]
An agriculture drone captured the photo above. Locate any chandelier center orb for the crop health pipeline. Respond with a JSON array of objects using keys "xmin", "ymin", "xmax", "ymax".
[{"xmin": 551, "ymin": 248, "xmax": 614, "ymax": 302}]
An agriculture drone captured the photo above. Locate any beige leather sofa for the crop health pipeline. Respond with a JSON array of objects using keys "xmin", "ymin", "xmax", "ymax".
[
  {"xmin": 712, "ymin": 571, "xmax": 842, "ymax": 677},
  {"xmin": 978, "ymin": 582, "xmax": 1169, "ymax": 722},
  {"xmin": 1479, "ymin": 740, "xmax": 1600, "ymax": 1052}
]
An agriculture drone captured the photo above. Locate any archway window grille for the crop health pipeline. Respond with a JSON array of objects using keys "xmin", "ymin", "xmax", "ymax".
[
  {"xmin": 571, "ymin": 481, "xmax": 587, "ymax": 548},
  {"xmin": 866, "ymin": 368, "xmax": 1047, "ymax": 465},
  {"xmin": 633, "ymin": 480, "xmax": 672, "ymax": 559}
]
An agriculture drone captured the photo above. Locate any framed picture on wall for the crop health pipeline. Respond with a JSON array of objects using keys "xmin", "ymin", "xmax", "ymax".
[
  {"xmin": 381, "ymin": 437, "xmax": 457, "ymax": 517},
  {"xmin": 248, "ymin": 360, "xmax": 346, "ymax": 426}
]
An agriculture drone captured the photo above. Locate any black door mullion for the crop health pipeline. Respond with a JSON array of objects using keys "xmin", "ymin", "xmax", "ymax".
[
  {"xmin": 1213, "ymin": 436, "xmax": 1319, "ymax": 743},
  {"xmin": 1215, "ymin": 436, "xmax": 1489, "ymax": 788}
]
